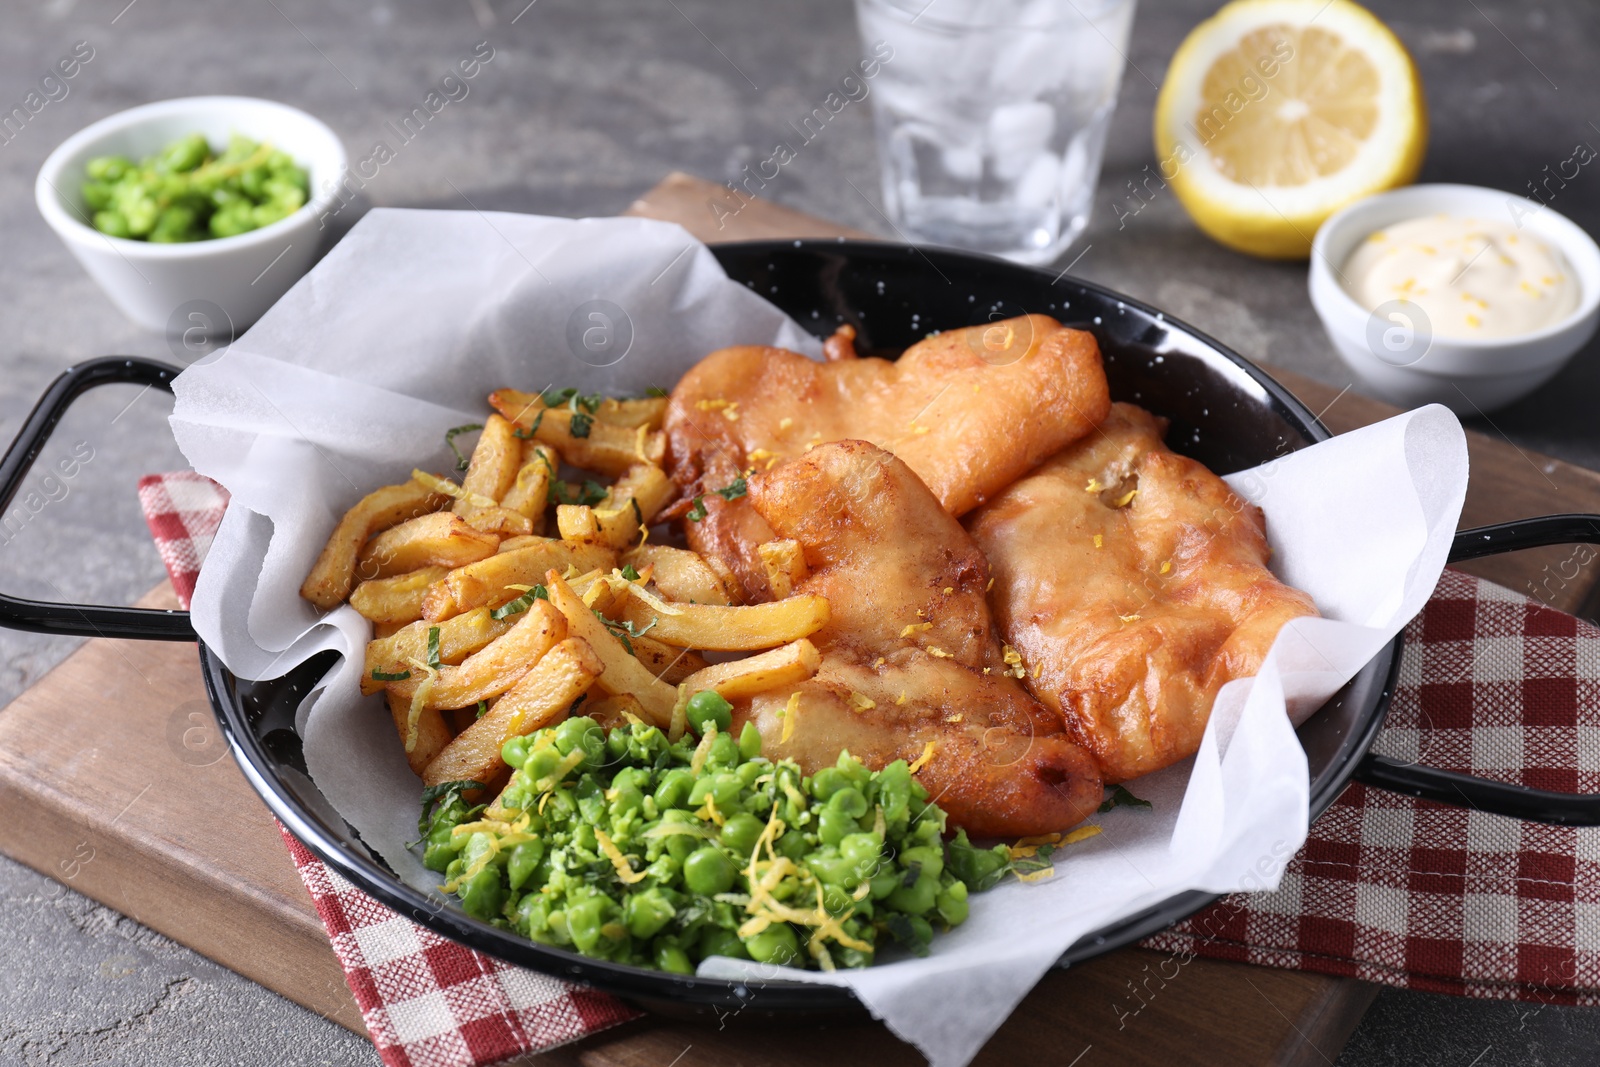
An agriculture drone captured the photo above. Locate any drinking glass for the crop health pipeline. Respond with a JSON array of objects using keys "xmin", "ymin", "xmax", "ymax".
[{"xmin": 854, "ymin": 0, "xmax": 1137, "ymax": 265}]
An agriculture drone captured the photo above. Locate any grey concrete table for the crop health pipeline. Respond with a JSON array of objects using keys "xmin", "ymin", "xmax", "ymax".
[{"xmin": 0, "ymin": 1, "xmax": 1596, "ymax": 1064}]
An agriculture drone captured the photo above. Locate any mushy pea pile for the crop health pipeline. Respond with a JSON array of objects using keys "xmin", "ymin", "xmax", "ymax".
[{"xmin": 419, "ymin": 693, "xmax": 1058, "ymax": 972}]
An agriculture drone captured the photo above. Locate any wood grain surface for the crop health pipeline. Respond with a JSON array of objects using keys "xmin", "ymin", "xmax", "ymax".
[{"xmin": 0, "ymin": 173, "xmax": 1593, "ymax": 1067}]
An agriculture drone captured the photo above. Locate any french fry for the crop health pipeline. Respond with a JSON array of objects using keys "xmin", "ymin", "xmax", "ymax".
[
  {"xmin": 622, "ymin": 545, "xmax": 732, "ymax": 606},
  {"xmin": 420, "ymin": 539, "xmax": 617, "ymax": 621},
  {"xmin": 583, "ymin": 692, "xmax": 649, "ymax": 729},
  {"xmin": 357, "ymin": 512, "xmax": 500, "ymax": 580},
  {"xmin": 498, "ymin": 534, "xmax": 544, "ymax": 554},
  {"xmin": 758, "ymin": 540, "xmax": 809, "ymax": 600},
  {"xmin": 372, "ymin": 621, "xmax": 406, "ymax": 639},
  {"xmin": 422, "ymin": 637, "xmax": 604, "ymax": 787},
  {"xmin": 701, "ymin": 552, "xmax": 745, "ymax": 605},
  {"xmin": 613, "ymin": 589, "xmax": 830, "ymax": 651},
  {"xmin": 388, "ymin": 600, "xmax": 566, "ymax": 712},
  {"xmin": 465, "ymin": 507, "xmax": 534, "ymax": 538},
  {"xmin": 349, "ymin": 566, "xmax": 450, "ymax": 625},
  {"xmin": 545, "ymin": 570, "xmax": 677, "ymax": 726},
  {"xmin": 362, "ymin": 606, "xmax": 513, "ymax": 694},
  {"xmin": 678, "ymin": 639, "xmax": 820, "ymax": 700},
  {"xmin": 500, "ymin": 442, "xmax": 559, "ymax": 527},
  {"xmin": 454, "ymin": 414, "xmax": 521, "ymax": 516},
  {"xmin": 489, "ymin": 390, "xmax": 665, "ymax": 477},
  {"xmin": 386, "ymin": 689, "xmax": 452, "ymax": 776},
  {"xmin": 488, "ymin": 389, "xmax": 666, "ymax": 430},
  {"xmin": 597, "ymin": 396, "xmax": 668, "ymax": 430},
  {"xmin": 630, "ymin": 634, "xmax": 710, "ymax": 685},
  {"xmin": 556, "ymin": 463, "xmax": 674, "ymax": 551},
  {"xmin": 300, "ymin": 480, "xmax": 448, "ymax": 609}
]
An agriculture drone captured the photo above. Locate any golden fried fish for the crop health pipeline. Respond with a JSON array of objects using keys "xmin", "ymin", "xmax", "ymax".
[
  {"xmin": 665, "ymin": 315, "xmax": 1110, "ymax": 601},
  {"xmin": 734, "ymin": 440, "xmax": 1104, "ymax": 838},
  {"xmin": 968, "ymin": 403, "xmax": 1320, "ymax": 783}
]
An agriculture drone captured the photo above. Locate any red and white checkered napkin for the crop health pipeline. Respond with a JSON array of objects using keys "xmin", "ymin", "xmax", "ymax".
[
  {"xmin": 137, "ymin": 473, "xmax": 639, "ymax": 1066},
  {"xmin": 1142, "ymin": 567, "xmax": 1600, "ymax": 1005},
  {"xmin": 139, "ymin": 472, "xmax": 1600, "ymax": 1053}
]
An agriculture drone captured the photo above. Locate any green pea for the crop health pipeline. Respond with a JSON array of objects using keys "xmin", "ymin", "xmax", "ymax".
[
  {"xmin": 776, "ymin": 829, "xmax": 812, "ymax": 862},
  {"xmin": 508, "ymin": 840, "xmax": 546, "ymax": 891},
  {"xmin": 567, "ymin": 894, "xmax": 621, "ymax": 956},
  {"xmin": 624, "ymin": 887, "xmax": 676, "ymax": 940},
  {"xmin": 687, "ymin": 772, "xmax": 741, "ymax": 811},
  {"xmin": 839, "ymin": 832, "xmax": 882, "ymax": 875},
  {"xmin": 654, "ymin": 942, "xmax": 694, "ymax": 974},
  {"xmin": 555, "ymin": 716, "xmax": 604, "ymax": 761},
  {"xmin": 92, "ymin": 210, "xmax": 131, "ymax": 238},
  {"xmin": 458, "ymin": 865, "xmax": 505, "ymax": 921},
  {"xmin": 685, "ymin": 690, "xmax": 732, "ymax": 735},
  {"xmin": 807, "ymin": 852, "xmax": 856, "ymax": 887},
  {"xmin": 654, "ymin": 767, "xmax": 693, "ymax": 810},
  {"xmin": 888, "ymin": 871, "xmax": 940, "ymax": 916},
  {"xmin": 501, "ymin": 735, "xmax": 534, "ymax": 769},
  {"xmin": 706, "ymin": 732, "xmax": 739, "ymax": 769},
  {"xmin": 809, "ymin": 767, "xmax": 847, "ymax": 801},
  {"xmin": 869, "ymin": 868, "xmax": 900, "ymax": 900},
  {"xmin": 817, "ymin": 806, "xmax": 856, "ymax": 847},
  {"xmin": 694, "ymin": 926, "xmax": 748, "ymax": 962},
  {"xmin": 743, "ymin": 923, "xmax": 800, "ymax": 966},
  {"xmin": 738, "ymin": 721, "xmax": 763, "ymax": 760},
  {"xmin": 936, "ymin": 880, "xmax": 969, "ymax": 926},
  {"xmin": 827, "ymin": 786, "xmax": 868, "ymax": 819},
  {"xmin": 899, "ymin": 844, "xmax": 944, "ymax": 882},
  {"xmin": 149, "ymin": 205, "xmax": 201, "ymax": 243},
  {"xmin": 525, "ymin": 744, "xmax": 564, "ymax": 782},
  {"xmin": 159, "ymin": 133, "xmax": 209, "ymax": 172},
  {"xmin": 85, "ymin": 155, "xmax": 133, "ymax": 182},
  {"xmin": 719, "ymin": 812, "xmax": 764, "ymax": 857},
  {"xmin": 683, "ymin": 846, "xmax": 736, "ymax": 896}
]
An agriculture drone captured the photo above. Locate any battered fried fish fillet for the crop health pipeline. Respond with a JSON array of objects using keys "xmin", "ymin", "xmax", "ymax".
[
  {"xmin": 733, "ymin": 440, "xmax": 1104, "ymax": 838},
  {"xmin": 968, "ymin": 403, "xmax": 1320, "ymax": 783},
  {"xmin": 665, "ymin": 315, "xmax": 1110, "ymax": 601}
]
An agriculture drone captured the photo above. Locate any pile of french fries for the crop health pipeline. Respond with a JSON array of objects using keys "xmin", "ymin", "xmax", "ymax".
[{"xmin": 298, "ymin": 388, "xmax": 830, "ymax": 794}]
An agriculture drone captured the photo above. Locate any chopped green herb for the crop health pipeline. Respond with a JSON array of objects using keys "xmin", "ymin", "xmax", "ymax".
[
  {"xmin": 1098, "ymin": 784, "xmax": 1152, "ymax": 813},
  {"xmin": 686, "ymin": 496, "xmax": 707, "ymax": 522},
  {"xmin": 540, "ymin": 386, "xmax": 578, "ymax": 407},
  {"xmin": 417, "ymin": 779, "xmax": 484, "ymax": 837},
  {"xmin": 573, "ymin": 392, "xmax": 602, "ymax": 414},
  {"xmin": 593, "ymin": 611, "xmax": 658, "ymax": 655},
  {"xmin": 444, "ymin": 423, "xmax": 484, "ymax": 472},
  {"xmin": 512, "ymin": 410, "xmax": 546, "ymax": 440},
  {"xmin": 370, "ymin": 667, "xmax": 411, "ymax": 682},
  {"xmin": 645, "ymin": 385, "xmax": 669, "ymax": 398},
  {"xmin": 553, "ymin": 478, "xmax": 607, "ymax": 507},
  {"xmin": 426, "ymin": 626, "xmax": 442, "ymax": 671},
  {"xmin": 568, "ymin": 411, "xmax": 594, "ymax": 439},
  {"xmin": 491, "ymin": 585, "xmax": 548, "ymax": 620},
  {"xmin": 475, "ymin": 700, "xmax": 489, "ymax": 720},
  {"xmin": 713, "ymin": 476, "xmax": 748, "ymax": 502},
  {"xmin": 620, "ymin": 563, "xmax": 641, "ymax": 581}
]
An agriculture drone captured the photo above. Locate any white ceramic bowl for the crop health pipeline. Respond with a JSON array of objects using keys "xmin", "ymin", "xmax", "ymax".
[
  {"xmin": 1308, "ymin": 183, "xmax": 1600, "ymax": 414},
  {"xmin": 36, "ymin": 96, "xmax": 347, "ymax": 337}
]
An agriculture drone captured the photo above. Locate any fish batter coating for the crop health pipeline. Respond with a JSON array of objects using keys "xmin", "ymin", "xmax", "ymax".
[
  {"xmin": 968, "ymin": 403, "xmax": 1320, "ymax": 783},
  {"xmin": 735, "ymin": 440, "xmax": 1105, "ymax": 838},
  {"xmin": 665, "ymin": 315, "xmax": 1110, "ymax": 601}
]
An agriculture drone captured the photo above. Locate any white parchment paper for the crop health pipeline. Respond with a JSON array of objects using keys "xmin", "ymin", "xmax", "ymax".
[{"xmin": 171, "ymin": 208, "xmax": 1468, "ymax": 1067}]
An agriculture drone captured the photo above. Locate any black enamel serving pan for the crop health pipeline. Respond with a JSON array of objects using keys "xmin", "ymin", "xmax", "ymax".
[{"xmin": 5, "ymin": 240, "xmax": 1600, "ymax": 1019}]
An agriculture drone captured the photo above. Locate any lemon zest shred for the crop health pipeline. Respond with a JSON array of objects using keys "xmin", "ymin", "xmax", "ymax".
[
  {"xmin": 1063, "ymin": 825, "xmax": 1104, "ymax": 846},
  {"xmin": 690, "ymin": 721, "xmax": 718, "ymax": 776},
  {"xmin": 897, "ymin": 690, "xmax": 908, "ymax": 705},
  {"xmin": 900, "ymin": 621, "xmax": 933, "ymax": 638},
  {"xmin": 927, "ymin": 646, "xmax": 952, "ymax": 659},
  {"xmin": 1084, "ymin": 477, "xmax": 1103, "ymax": 493},
  {"xmin": 850, "ymin": 692, "xmax": 876, "ymax": 711},
  {"xmin": 908, "ymin": 741, "xmax": 937, "ymax": 774},
  {"xmin": 1093, "ymin": 533, "xmax": 1103, "ymax": 549},
  {"xmin": 1160, "ymin": 560, "xmax": 1172, "ymax": 575},
  {"xmin": 412, "ymin": 469, "xmax": 498, "ymax": 509},
  {"xmin": 1113, "ymin": 487, "xmax": 1139, "ymax": 507},
  {"xmin": 781, "ymin": 691, "xmax": 801, "ymax": 743},
  {"xmin": 402, "ymin": 657, "xmax": 439, "ymax": 753},
  {"xmin": 594, "ymin": 827, "xmax": 648, "ymax": 884}
]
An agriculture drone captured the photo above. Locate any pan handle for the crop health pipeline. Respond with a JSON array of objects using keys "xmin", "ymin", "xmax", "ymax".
[
  {"xmin": 1353, "ymin": 514, "xmax": 1600, "ymax": 825},
  {"xmin": 0, "ymin": 357, "xmax": 195, "ymax": 641}
]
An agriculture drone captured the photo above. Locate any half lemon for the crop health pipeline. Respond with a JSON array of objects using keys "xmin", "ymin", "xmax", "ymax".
[{"xmin": 1154, "ymin": 0, "xmax": 1427, "ymax": 259}]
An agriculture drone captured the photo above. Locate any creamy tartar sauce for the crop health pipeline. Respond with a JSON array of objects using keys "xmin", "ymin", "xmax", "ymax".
[{"xmin": 1341, "ymin": 215, "xmax": 1578, "ymax": 339}]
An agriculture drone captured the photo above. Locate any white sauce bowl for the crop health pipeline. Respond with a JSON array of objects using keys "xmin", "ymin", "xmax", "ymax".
[
  {"xmin": 36, "ymin": 96, "xmax": 347, "ymax": 337},
  {"xmin": 1308, "ymin": 183, "xmax": 1600, "ymax": 414}
]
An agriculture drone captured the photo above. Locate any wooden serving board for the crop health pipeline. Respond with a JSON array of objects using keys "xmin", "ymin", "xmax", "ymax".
[{"xmin": 2, "ymin": 173, "xmax": 1598, "ymax": 1066}]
